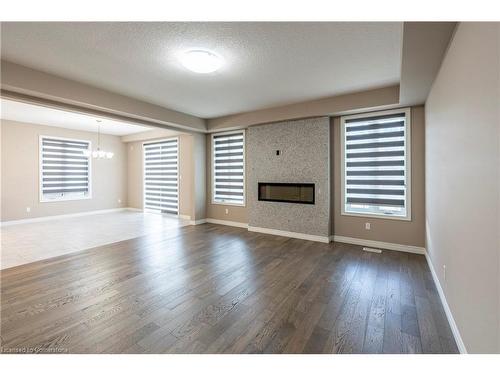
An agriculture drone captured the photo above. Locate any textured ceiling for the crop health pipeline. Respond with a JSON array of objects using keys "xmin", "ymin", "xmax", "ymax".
[
  {"xmin": 1, "ymin": 99, "xmax": 153, "ymax": 135},
  {"xmin": 0, "ymin": 22, "xmax": 402, "ymax": 118}
]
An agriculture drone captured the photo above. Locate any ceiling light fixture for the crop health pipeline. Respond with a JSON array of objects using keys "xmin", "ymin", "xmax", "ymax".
[
  {"xmin": 83, "ymin": 120, "xmax": 114, "ymax": 159},
  {"xmin": 180, "ymin": 50, "xmax": 223, "ymax": 74}
]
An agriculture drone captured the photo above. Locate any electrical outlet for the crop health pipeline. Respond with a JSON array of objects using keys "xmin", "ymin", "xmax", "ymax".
[
  {"xmin": 365, "ymin": 222, "xmax": 371, "ymax": 230},
  {"xmin": 26, "ymin": 207, "xmax": 31, "ymax": 213},
  {"xmin": 225, "ymin": 208, "xmax": 229, "ymax": 215},
  {"xmin": 443, "ymin": 265, "xmax": 447, "ymax": 281}
]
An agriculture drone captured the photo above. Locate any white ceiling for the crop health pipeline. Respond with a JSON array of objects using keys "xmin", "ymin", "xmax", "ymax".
[
  {"xmin": 0, "ymin": 22, "xmax": 403, "ymax": 119},
  {"xmin": 0, "ymin": 99, "xmax": 153, "ymax": 135}
]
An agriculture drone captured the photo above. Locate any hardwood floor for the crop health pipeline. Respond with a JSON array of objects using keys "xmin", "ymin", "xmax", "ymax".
[{"xmin": 0, "ymin": 223, "xmax": 458, "ymax": 354}]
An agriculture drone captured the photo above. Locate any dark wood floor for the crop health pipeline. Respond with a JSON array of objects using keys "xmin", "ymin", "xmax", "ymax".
[{"xmin": 0, "ymin": 223, "xmax": 458, "ymax": 354}]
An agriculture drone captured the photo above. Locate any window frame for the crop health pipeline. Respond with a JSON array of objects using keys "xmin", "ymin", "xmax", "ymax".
[
  {"xmin": 340, "ymin": 107, "xmax": 412, "ymax": 221},
  {"xmin": 39, "ymin": 135, "xmax": 92, "ymax": 203},
  {"xmin": 211, "ymin": 130, "xmax": 246, "ymax": 207},
  {"xmin": 142, "ymin": 136, "xmax": 180, "ymax": 216}
]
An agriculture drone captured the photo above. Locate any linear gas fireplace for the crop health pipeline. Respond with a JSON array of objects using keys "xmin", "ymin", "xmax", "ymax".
[{"xmin": 258, "ymin": 182, "xmax": 315, "ymax": 204}]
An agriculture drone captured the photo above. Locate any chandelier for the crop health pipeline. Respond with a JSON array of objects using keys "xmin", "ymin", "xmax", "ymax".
[{"xmin": 83, "ymin": 120, "xmax": 114, "ymax": 159}]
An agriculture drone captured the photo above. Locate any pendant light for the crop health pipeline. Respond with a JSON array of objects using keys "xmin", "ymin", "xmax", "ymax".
[{"xmin": 83, "ymin": 120, "xmax": 114, "ymax": 159}]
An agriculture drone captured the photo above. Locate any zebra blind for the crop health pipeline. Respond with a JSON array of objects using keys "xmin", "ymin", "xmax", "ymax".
[
  {"xmin": 40, "ymin": 136, "xmax": 91, "ymax": 202},
  {"xmin": 212, "ymin": 131, "xmax": 245, "ymax": 205},
  {"xmin": 143, "ymin": 138, "xmax": 179, "ymax": 215},
  {"xmin": 342, "ymin": 110, "xmax": 410, "ymax": 219}
]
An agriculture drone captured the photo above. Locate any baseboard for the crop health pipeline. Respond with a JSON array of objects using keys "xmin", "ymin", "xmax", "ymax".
[
  {"xmin": 126, "ymin": 207, "xmax": 143, "ymax": 212},
  {"xmin": 248, "ymin": 226, "xmax": 330, "ymax": 243},
  {"xmin": 118, "ymin": 208, "xmax": 191, "ymax": 220},
  {"xmin": 331, "ymin": 235, "xmax": 426, "ymax": 255},
  {"xmin": 206, "ymin": 218, "xmax": 249, "ymax": 228},
  {"xmin": 0, "ymin": 208, "xmax": 131, "ymax": 227},
  {"xmin": 189, "ymin": 219, "xmax": 207, "ymax": 225},
  {"xmin": 425, "ymin": 252, "xmax": 467, "ymax": 354}
]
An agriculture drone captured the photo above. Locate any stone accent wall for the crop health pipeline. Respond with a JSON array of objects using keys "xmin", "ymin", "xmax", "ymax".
[{"xmin": 247, "ymin": 117, "xmax": 330, "ymax": 237}]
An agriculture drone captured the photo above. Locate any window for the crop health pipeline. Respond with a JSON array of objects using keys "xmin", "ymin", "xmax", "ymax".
[
  {"xmin": 212, "ymin": 131, "xmax": 245, "ymax": 206},
  {"xmin": 143, "ymin": 138, "xmax": 179, "ymax": 215},
  {"xmin": 40, "ymin": 136, "xmax": 91, "ymax": 202},
  {"xmin": 341, "ymin": 108, "xmax": 411, "ymax": 220}
]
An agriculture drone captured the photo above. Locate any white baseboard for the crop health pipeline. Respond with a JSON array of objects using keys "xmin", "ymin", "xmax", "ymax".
[
  {"xmin": 125, "ymin": 208, "xmax": 190, "ymax": 221},
  {"xmin": 1, "ymin": 208, "xmax": 196, "ymax": 227},
  {"xmin": 331, "ymin": 235, "xmax": 426, "ymax": 255},
  {"xmin": 126, "ymin": 207, "xmax": 143, "ymax": 212},
  {"xmin": 206, "ymin": 218, "xmax": 249, "ymax": 228},
  {"xmin": 425, "ymin": 252, "xmax": 467, "ymax": 354},
  {"xmin": 189, "ymin": 219, "xmax": 207, "ymax": 225},
  {"xmin": 0, "ymin": 208, "xmax": 131, "ymax": 227},
  {"xmin": 155, "ymin": 212, "xmax": 187, "ymax": 220},
  {"xmin": 248, "ymin": 226, "xmax": 330, "ymax": 243}
]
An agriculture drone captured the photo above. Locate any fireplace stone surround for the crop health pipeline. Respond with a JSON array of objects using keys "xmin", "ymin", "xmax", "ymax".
[{"xmin": 247, "ymin": 117, "xmax": 330, "ymax": 238}]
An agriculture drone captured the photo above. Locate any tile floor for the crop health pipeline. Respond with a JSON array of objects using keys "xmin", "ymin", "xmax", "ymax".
[{"xmin": 0, "ymin": 210, "xmax": 190, "ymax": 269}]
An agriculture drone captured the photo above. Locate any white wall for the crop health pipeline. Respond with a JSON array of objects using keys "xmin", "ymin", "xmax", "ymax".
[{"xmin": 425, "ymin": 22, "xmax": 500, "ymax": 353}]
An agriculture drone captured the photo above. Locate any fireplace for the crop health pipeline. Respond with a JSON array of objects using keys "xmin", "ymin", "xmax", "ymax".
[{"xmin": 258, "ymin": 183, "xmax": 315, "ymax": 204}]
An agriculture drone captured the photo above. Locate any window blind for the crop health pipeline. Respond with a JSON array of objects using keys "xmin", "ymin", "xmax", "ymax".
[
  {"xmin": 343, "ymin": 111, "xmax": 408, "ymax": 217},
  {"xmin": 40, "ymin": 137, "xmax": 91, "ymax": 201},
  {"xmin": 212, "ymin": 131, "xmax": 245, "ymax": 205},
  {"xmin": 143, "ymin": 138, "xmax": 178, "ymax": 215}
]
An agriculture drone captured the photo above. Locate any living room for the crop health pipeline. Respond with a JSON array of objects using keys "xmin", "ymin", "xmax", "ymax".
[{"xmin": 1, "ymin": 1, "xmax": 499, "ymax": 374}]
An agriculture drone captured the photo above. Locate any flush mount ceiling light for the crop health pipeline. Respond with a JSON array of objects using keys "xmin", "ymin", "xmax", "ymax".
[
  {"xmin": 82, "ymin": 120, "xmax": 114, "ymax": 159},
  {"xmin": 180, "ymin": 50, "xmax": 223, "ymax": 74}
]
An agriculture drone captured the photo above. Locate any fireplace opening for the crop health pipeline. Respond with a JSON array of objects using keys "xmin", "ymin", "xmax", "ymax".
[{"xmin": 258, "ymin": 183, "xmax": 315, "ymax": 204}]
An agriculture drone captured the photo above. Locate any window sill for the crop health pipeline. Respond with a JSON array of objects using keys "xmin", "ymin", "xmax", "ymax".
[
  {"xmin": 341, "ymin": 211, "xmax": 411, "ymax": 222},
  {"xmin": 211, "ymin": 201, "xmax": 246, "ymax": 208},
  {"xmin": 40, "ymin": 196, "xmax": 92, "ymax": 203}
]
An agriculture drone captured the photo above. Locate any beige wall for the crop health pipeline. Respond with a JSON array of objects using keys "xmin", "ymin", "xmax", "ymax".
[
  {"xmin": 425, "ymin": 22, "xmax": 500, "ymax": 353},
  {"xmin": 126, "ymin": 134, "xmax": 194, "ymax": 218},
  {"xmin": 399, "ymin": 22, "xmax": 456, "ymax": 105},
  {"xmin": 0, "ymin": 119, "xmax": 199, "ymax": 221},
  {"xmin": 1, "ymin": 119, "xmax": 127, "ymax": 221},
  {"xmin": 179, "ymin": 134, "xmax": 194, "ymax": 218},
  {"xmin": 126, "ymin": 140, "xmax": 143, "ymax": 210},
  {"xmin": 205, "ymin": 133, "xmax": 249, "ymax": 223},
  {"xmin": 206, "ymin": 86, "xmax": 427, "ymax": 230},
  {"xmin": 191, "ymin": 133, "xmax": 206, "ymax": 221},
  {"xmin": 1, "ymin": 61, "xmax": 206, "ymax": 132},
  {"xmin": 206, "ymin": 106, "xmax": 426, "ymax": 244},
  {"xmin": 332, "ymin": 106, "xmax": 426, "ymax": 247},
  {"xmin": 207, "ymin": 85, "xmax": 400, "ymax": 131}
]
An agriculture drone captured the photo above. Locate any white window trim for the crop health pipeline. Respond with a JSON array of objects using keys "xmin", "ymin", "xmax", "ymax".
[
  {"xmin": 211, "ymin": 129, "xmax": 246, "ymax": 207},
  {"xmin": 39, "ymin": 135, "xmax": 92, "ymax": 203},
  {"xmin": 340, "ymin": 107, "xmax": 412, "ymax": 221},
  {"xmin": 142, "ymin": 137, "xmax": 180, "ymax": 216}
]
